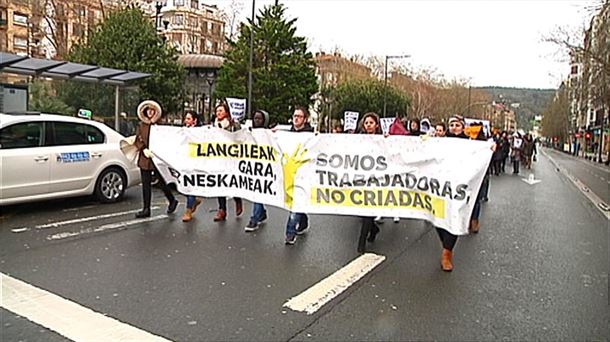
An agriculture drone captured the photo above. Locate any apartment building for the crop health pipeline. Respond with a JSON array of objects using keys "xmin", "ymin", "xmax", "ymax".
[
  {"xmin": 567, "ymin": 2, "xmax": 609, "ymax": 159},
  {"xmin": 315, "ymin": 51, "xmax": 372, "ymax": 88},
  {"xmin": 140, "ymin": 0, "xmax": 225, "ymax": 55}
]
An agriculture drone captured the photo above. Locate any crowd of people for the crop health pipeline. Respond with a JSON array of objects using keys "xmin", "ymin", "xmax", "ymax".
[{"xmin": 130, "ymin": 100, "xmax": 537, "ymax": 273}]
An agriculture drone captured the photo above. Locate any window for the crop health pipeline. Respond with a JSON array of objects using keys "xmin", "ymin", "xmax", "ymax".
[
  {"xmin": 571, "ymin": 65, "xmax": 578, "ymax": 75},
  {"xmin": 72, "ymin": 23, "xmax": 83, "ymax": 37},
  {"xmin": 13, "ymin": 36, "xmax": 27, "ymax": 49},
  {"xmin": 191, "ymin": 0, "xmax": 198, "ymax": 9},
  {"xmin": 48, "ymin": 122, "xmax": 104, "ymax": 146},
  {"xmin": 0, "ymin": 122, "xmax": 43, "ymax": 149},
  {"xmin": 175, "ymin": 0, "xmax": 184, "ymax": 6},
  {"xmin": 201, "ymin": 20, "xmax": 207, "ymax": 34},
  {"xmin": 174, "ymin": 14, "xmax": 183, "ymax": 25},
  {"xmin": 13, "ymin": 13, "xmax": 27, "ymax": 26}
]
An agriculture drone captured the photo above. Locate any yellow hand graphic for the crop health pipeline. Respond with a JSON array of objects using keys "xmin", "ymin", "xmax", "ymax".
[{"xmin": 282, "ymin": 143, "xmax": 310, "ymax": 209}]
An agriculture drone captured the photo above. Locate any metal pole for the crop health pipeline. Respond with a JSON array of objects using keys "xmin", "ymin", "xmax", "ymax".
[
  {"xmin": 247, "ymin": 0, "xmax": 255, "ymax": 120},
  {"xmin": 383, "ymin": 55, "xmax": 388, "ymax": 118},
  {"xmin": 599, "ymin": 72, "xmax": 606, "ymax": 163},
  {"xmin": 467, "ymin": 85, "xmax": 472, "ymax": 116},
  {"xmin": 114, "ymin": 85, "xmax": 120, "ymax": 131}
]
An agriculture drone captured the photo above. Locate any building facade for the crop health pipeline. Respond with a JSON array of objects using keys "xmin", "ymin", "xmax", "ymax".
[
  {"xmin": 567, "ymin": 2, "xmax": 609, "ymax": 161},
  {"xmin": 315, "ymin": 51, "xmax": 372, "ymax": 88},
  {"xmin": 140, "ymin": 0, "xmax": 225, "ymax": 56}
]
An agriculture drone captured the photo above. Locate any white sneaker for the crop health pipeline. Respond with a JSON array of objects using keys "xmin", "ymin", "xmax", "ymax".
[{"xmin": 393, "ymin": 217, "xmax": 400, "ymax": 223}]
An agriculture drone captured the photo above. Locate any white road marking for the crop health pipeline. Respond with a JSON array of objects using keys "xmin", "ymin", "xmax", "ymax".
[
  {"xmin": 11, "ymin": 227, "xmax": 28, "ymax": 233},
  {"xmin": 284, "ymin": 253, "xmax": 386, "ymax": 315},
  {"xmin": 62, "ymin": 205, "xmax": 97, "ymax": 212},
  {"xmin": 11, "ymin": 207, "xmax": 161, "ymax": 233},
  {"xmin": 1, "ymin": 272, "xmax": 171, "ymax": 342},
  {"xmin": 46, "ymin": 215, "xmax": 168, "ymax": 241}
]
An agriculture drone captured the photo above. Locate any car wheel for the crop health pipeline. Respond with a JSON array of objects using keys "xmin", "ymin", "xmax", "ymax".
[{"xmin": 95, "ymin": 167, "xmax": 126, "ymax": 203}]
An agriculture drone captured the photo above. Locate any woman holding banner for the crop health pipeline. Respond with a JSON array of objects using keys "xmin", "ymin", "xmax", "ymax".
[
  {"xmin": 436, "ymin": 114, "xmax": 469, "ymax": 271},
  {"xmin": 213, "ymin": 102, "xmax": 244, "ymax": 222},
  {"xmin": 133, "ymin": 100, "xmax": 179, "ymax": 219},
  {"xmin": 244, "ymin": 109, "xmax": 271, "ymax": 232},
  {"xmin": 181, "ymin": 110, "xmax": 203, "ymax": 222},
  {"xmin": 357, "ymin": 112, "xmax": 383, "ymax": 253}
]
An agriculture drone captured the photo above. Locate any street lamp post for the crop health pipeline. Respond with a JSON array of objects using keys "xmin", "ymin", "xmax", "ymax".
[
  {"xmin": 247, "ymin": 0, "xmax": 255, "ymax": 120},
  {"xmin": 155, "ymin": 2, "xmax": 164, "ymax": 30},
  {"xmin": 383, "ymin": 54, "xmax": 410, "ymax": 118},
  {"xmin": 205, "ymin": 70, "xmax": 217, "ymax": 124}
]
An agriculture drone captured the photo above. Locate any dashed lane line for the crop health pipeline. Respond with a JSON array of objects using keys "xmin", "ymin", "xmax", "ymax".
[
  {"xmin": 1, "ymin": 272, "xmax": 172, "ymax": 342},
  {"xmin": 284, "ymin": 253, "xmax": 386, "ymax": 315},
  {"xmin": 10, "ymin": 207, "xmax": 161, "ymax": 233},
  {"xmin": 46, "ymin": 214, "xmax": 168, "ymax": 241}
]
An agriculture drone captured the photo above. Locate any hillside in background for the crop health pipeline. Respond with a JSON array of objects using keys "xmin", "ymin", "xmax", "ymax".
[{"xmin": 477, "ymin": 87, "xmax": 556, "ymax": 130}]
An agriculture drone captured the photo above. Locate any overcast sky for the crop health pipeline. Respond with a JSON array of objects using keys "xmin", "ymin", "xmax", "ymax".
[{"xmin": 217, "ymin": 0, "xmax": 600, "ymax": 89}]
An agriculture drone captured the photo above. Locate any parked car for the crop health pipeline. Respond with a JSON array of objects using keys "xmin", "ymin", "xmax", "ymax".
[{"xmin": 0, "ymin": 112, "xmax": 141, "ymax": 206}]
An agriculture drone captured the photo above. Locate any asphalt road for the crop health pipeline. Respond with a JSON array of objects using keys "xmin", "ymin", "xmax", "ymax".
[
  {"xmin": 544, "ymin": 148, "xmax": 609, "ymax": 203},
  {"xmin": 1, "ymin": 151, "xmax": 607, "ymax": 341}
]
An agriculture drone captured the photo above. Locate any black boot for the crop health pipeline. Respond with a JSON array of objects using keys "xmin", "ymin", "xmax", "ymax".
[
  {"xmin": 367, "ymin": 224, "xmax": 380, "ymax": 242},
  {"xmin": 167, "ymin": 199, "xmax": 179, "ymax": 214},
  {"xmin": 135, "ymin": 208, "xmax": 151, "ymax": 218}
]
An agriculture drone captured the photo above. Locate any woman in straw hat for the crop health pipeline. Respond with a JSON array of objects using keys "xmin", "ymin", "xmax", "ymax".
[{"xmin": 133, "ymin": 100, "xmax": 178, "ymax": 218}]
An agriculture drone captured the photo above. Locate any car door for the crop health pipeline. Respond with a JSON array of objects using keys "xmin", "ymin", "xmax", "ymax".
[
  {"xmin": 0, "ymin": 121, "xmax": 50, "ymax": 202},
  {"xmin": 47, "ymin": 121, "xmax": 106, "ymax": 194}
]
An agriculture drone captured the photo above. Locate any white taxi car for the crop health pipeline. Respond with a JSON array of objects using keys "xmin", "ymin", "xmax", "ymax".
[{"xmin": 0, "ymin": 112, "xmax": 141, "ymax": 206}]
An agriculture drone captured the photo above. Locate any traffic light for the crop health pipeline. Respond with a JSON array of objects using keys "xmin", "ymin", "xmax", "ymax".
[{"xmin": 585, "ymin": 131, "xmax": 592, "ymax": 139}]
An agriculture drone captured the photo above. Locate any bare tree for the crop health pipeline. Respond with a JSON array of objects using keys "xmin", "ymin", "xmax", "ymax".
[{"xmin": 221, "ymin": 0, "xmax": 244, "ymax": 42}]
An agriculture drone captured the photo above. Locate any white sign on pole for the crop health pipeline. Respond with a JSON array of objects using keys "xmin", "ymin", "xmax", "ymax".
[
  {"xmin": 226, "ymin": 97, "xmax": 246, "ymax": 121},
  {"xmin": 343, "ymin": 111, "xmax": 359, "ymax": 131},
  {"xmin": 380, "ymin": 118, "xmax": 394, "ymax": 134}
]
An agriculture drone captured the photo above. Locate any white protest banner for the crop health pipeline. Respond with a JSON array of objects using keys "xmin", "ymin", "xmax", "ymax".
[
  {"xmin": 226, "ymin": 97, "xmax": 246, "ymax": 121},
  {"xmin": 149, "ymin": 127, "xmax": 492, "ymax": 235},
  {"xmin": 343, "ymin": 111, "xmax": 359, "ymax": 131},
  {"xmin": 380, "ymin": 118, "xmax": 394, "ymax": 134}
]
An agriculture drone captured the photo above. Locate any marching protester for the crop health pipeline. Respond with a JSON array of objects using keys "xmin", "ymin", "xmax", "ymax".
[
  {"xmin": 245, "ymin": 109, "xmax": 271, "ymax": 232},
  {"xmin": 284, "ymin": 106, "xmax": 314, "ymax": 245},
  {"xmin": 357, "ymin": 112, "xmax": 383, "ymax": 253},
  {"xmin": 510, "ymin": 132, "xmax": 523, "ymax": 174},
  {"xmin": 435, "ymin": 114, "xmax": 469, "ymax": 271},
  {"xmin": 213, "ymin": 102, "xmax": 244, "ymax": 221},
  {"xmin": 522, "ymin": 133, "xmax": 535, "ymax": 169},
  {"xmin": 491, "ymin": 131, "xmax": 502, "ymax": 176},
  {"xmin": 408, "ymin": 118, "xmax": 423, "ymax": 136},
  {"xmin": 133, "ymin": 100, "xmax": 179, "ymax": 218},
  {"xmin": 469, "ymin": 123, "xmax": 490, "ymax": 232},
  {"xmin": 434, "ymin": 122, "xmax": 446, "ymax": 137},
  {"xmin": 499, "ymin": 131, "xmax": 510, "ymax": 173},
  {"xmin": 181, "ymin": 110, "xmax": 203, "ymax": 222}
]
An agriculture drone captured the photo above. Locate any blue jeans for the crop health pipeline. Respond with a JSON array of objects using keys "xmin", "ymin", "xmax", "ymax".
[
  {"xmin": 285, "ymin": 212, "xmax": 308, "ymax": 237},
  {"xmin": 186, "ymin": 195, "xmax": 197, "ymax": 209},
  {"xmin": 250, "ymin": 203, "xmax": 266, "ymax": 224},
  {"xmin": 471, "ymin": 175, "xmax": 489, "ymax": 220}
]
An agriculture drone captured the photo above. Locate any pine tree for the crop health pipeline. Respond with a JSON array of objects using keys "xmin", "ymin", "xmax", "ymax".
[{"xmin": 215, "ymin": 3, "xmax": 318, "ymax": 124}]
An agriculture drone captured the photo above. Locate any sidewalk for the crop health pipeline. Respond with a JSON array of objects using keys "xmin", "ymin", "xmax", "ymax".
[{"xmin": 546, "ymin": 147, "xmax": 610, "ymax": 167}]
